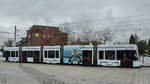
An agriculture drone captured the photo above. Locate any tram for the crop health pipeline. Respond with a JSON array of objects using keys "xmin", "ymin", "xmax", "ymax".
[
  {"xmin": 21, "ymin": 46, "xmax": 41, "ymax": 62},
  {"xmin": 97, "ymin": 45, "xmax": 141, "ymax": 67},
  {"xmin": 2, "ymin": 44, "xmax": 141, "ymax": 67},
  {"xmin": 3, "ymin": 47, "xmax": 19, "ymax": 62},
  {"xmin": 63, "ymin": 45, "xmax": 94, "ymax": 65},
  {"xmin": 43, "ymin": 46, "xmax": 60, "ymax": 64}
]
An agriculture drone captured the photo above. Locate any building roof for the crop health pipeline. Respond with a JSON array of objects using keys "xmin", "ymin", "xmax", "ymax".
[{"xmin": 31, "ymin": 25, "xmax": 59, "ymax": 30}]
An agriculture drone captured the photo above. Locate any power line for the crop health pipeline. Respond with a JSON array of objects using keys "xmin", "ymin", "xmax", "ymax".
[
  {"xmin": 0, "ymin": 31, "xmax": 13, "ymax": 34},
  {"xmin": 58, "ymin": 13, "xmax": 150, "ymax": 28}
]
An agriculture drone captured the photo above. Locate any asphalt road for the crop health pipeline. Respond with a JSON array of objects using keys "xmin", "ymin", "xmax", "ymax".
[
  {"xmin": 0, "ymin": 57, "xmax": 150, "ymax": 84},
  {"xmin": 0, "ymin": 62, "xmax": 41, "ymax": 84},
  {"xmin": 22, "ymin": 63, "xmax": 150, "ymax": 84}
]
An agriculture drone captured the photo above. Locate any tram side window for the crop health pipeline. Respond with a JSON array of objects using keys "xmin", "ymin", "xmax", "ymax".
[
  {"xmin": 99, "ymin": 51, "xmax": 104, "ymax": 59},
  {"xmin": 4, "ymin": 51, "xmax": 10, "ymax": 57},
  {"xmin": 28, "ymin": 51, "xmax": 33, "ymax": 57},
  {"xmin": 22, "ymin": 51, "xmax": 27, "ymax": 57},
  {"xmin": 3, "ymin": 51, "xmax": 6, "ymax": 57},
  {"xmin": 117, "ymin": 51, "xmax": 124, "ymax": 60},
  {"xmin": 11, "ymin": 51, "xmax": 15, "ymax": 57},
  {"xmin": 48, "ymin": 51, "xmax": 54, "ymax": 58},
  {"xmin": 16, "ymin": 51, "xmax": 18, "ymax": 57},
  {"xmin": 44, "ymin": 51, "xmax": 47, "ymax": 58},
  {"xmin": 34, "ymin": 51, "xmax": 39, "ymax": 57},
  {"xmin": 105, "ymin": 51, "xmax": 115, "ymax": 60},
  {"xmin": 56, "ymin": 51, "xmax": 59, "ymax": 58}
]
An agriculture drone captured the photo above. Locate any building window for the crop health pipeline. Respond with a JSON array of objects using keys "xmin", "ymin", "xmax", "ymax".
[
  {"xmin": 43, "ymin": 35, "xmax": 46, "ymax": 38},
  {"xmin": 34, "ymin": 33, "xmax": 40, "ymax": 37},
  {"xmin": 105, "ymin": 51, "xmax": 115, "ymax": 60},
  {"xmin": 28, "ymin": 34, "xmax": 31, "ymax": 38}
]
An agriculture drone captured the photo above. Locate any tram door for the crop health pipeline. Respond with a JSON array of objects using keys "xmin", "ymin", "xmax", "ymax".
[
  {"xmin": 33, "ymin": 51, "xmax": 40, "ymax": 62},
  {"xmin": 82, "ymin": 50, "xmax": 92, "ymax": 65},
  {"xmin": 22, "ymin": 51, "xmax": 27, "ymax": 62},
  {"xmin": 5, "ymin": 51, "xmax": 10, "ymax": 61},
  {"xmin": 117, "ymin": 50, "xmax": 134, "ymax": 67}
]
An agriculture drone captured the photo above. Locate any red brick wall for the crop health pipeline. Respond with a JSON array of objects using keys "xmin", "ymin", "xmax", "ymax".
[{"xmin": 24, "ymin": 25, "xmax": 68, "ymax": 46}]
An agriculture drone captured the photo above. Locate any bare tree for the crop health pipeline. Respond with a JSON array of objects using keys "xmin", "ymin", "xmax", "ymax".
[
  {"xmin": 4, "ymin": 40, "xmax": 14, "ymax": 47},
  {"xmin": 59, "ymin": 15, "xmax": 114, "ymax": 44},
  {"xmin": 81, "ymin": 24, "xmax": 91, "ymax": 42},
  {"xmin": 95, "ymin": 27, "xmax": 112, "ymax": 44},
  {"xmin": 59, "ymin": 22, "xmax": 73, "ymax": 43}
]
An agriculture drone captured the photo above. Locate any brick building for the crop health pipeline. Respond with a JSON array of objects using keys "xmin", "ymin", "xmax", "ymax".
[{"xmin": 17, "ymin": 25, "xmax": 68, "ymax": 46}]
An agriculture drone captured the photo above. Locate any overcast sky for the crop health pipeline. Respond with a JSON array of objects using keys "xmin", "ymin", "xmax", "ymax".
[
  {"xmin": 0, "ymin": 0, "xmax": 149, "ymax": 45},
  {"xmin": 0, "ymin": 0, "xmax": 150, "ymax": 26}
]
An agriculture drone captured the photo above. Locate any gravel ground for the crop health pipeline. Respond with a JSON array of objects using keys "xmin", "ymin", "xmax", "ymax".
[{"xmin": 0, "ymin": 57, "xmax": 150, "ymax": 84}]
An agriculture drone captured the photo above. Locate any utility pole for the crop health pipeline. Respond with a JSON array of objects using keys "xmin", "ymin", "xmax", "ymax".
[
  {"xmin": 14, "ymin": 25, "xmax": 17, "ymax": 46},
  {"xmin": 14, "ymin": 25, "xmax": 20, "ymax": 47}
]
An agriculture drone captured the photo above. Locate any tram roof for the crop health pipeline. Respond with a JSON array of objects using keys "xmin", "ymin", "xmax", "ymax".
[
  {"xmin": 43, "ymin": 46, "xmax": 61, "ymax": 50},
  {"xmin": 4, "ymin": 47, "xmax": 19, "ymax": 51},
  {"xmin": 97, "ymin": 44, "xmax": 137, "ymax": 50},
  {"xmin": 43, "ymin": 46, "xmax": 60, "ymax": 48},
  {"xmin": 22, "ymin": 46, "xmax": 41, "ymax": 51},
  {"xmin": 64, "ymin": 45, "xmax": 94, "ymax": 48}
]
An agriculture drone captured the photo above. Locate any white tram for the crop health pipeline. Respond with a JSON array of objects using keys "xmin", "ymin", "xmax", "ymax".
[
  {"xmin": 43, "ymin": 46, "xmax": 60, "ymax": 64},
  {"xmin": 63, "ymin": 45, "xmax": 94, "ymax": 65},
  {"xmin": 97, "ymin": 44, "xmax": 141, "ymax": 67},
  {"xmin": 3, "ymin": 47, "xmax": 19, "ymax": 62},
  {"xmin": 22, "ymin": 46, "xmax": 41, "ymax": 62},
  {"xmin": 2, "ymin": 44, "xmax": 142, "ymax": 67}
]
